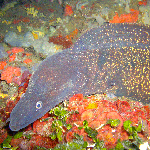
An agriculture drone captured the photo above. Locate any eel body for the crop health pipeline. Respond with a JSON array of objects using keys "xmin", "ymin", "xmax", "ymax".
[{"xmin": 8, "ymin": 23, "xmax": 150, "ymax": 131}]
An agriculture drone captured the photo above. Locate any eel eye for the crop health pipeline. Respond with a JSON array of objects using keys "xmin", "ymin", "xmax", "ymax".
[{"xmin": 36, "ymin": 101, "xmax": 42, "ymax": 109}]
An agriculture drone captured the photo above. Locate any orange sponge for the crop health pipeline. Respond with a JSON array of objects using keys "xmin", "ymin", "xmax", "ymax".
[
  {"xmin": 7, "ymin": 47, "xmax": 24, "ymax": 54},
  {"xmin": 23, "ymin": 58, "xmax": 32, "ymax": 64},
  {"xmin": 11, "ymin": 47, "xmax": 24, "ymax": 53},
  {"xmin": 64, "ymin": 5, "xmax": 73, "ymax": 16},
  {"xmin": 0, "ymin": 61, "xmax": 7, "ymax": 70},
  {"xmin": 109, "ymin": 9, "xmax": 139, "ymax": 23},
  {"xmin": 1, "ymin": 66, "xmax": 21, "ymax": 83},
  {"xmin": 9, "ymin": 53, "xmax": 16, "ymax": 62}
]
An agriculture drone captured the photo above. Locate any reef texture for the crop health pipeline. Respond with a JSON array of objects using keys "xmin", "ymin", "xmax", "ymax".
[{"xmin": 8, "ymin": 23, "xmax": 150, "ymax": 131}]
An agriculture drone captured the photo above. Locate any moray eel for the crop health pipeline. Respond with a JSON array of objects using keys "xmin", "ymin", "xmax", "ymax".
[{"xmin": 8, "ymin": 23, "xmax": 150, "ymax": 131}]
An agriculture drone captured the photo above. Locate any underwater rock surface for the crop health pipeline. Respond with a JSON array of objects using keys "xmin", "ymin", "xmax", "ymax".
[
  {"xmin": 0, "ymin": 43, "xmax": 8, "ymax": 59},
  {"xmin": 8, "ymin": 23, "xmax": 150, "ymax": 131},
  {"xmin": 4, "ymin": 31, "xmax": 57, "ymax": 55}
]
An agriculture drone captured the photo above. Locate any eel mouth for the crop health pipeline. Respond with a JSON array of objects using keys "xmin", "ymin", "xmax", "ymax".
[
  {"xmin": 8, "ymin": 117, "xmax": 31, "ymax": 131},
  {"xmin": 9, "ymin": 122, "xmax": 19, "ymax": 131}
]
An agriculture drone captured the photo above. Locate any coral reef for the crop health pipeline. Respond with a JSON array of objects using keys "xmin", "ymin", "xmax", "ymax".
[{"xmin": 0, "ymin": 0, "xmax": 150, "ymax": 149}]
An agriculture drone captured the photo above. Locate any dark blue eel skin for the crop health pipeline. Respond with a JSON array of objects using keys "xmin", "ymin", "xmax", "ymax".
[{"xmin": 8, "ymin": 23, "xmax": 150, "ymax": 131}]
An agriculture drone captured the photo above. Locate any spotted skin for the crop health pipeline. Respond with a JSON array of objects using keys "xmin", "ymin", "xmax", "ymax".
[{"xmin": 8, "ymin": 23, "xmax": 150, "ymax": 131}]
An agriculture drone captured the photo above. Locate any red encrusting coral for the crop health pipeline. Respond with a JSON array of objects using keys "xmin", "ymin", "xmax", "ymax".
[
  {"xmin": 0, "ymin": 61, "xmax": 7, "ymax": 70},
  {"xmin": 33, "ymin": 113, "xmax": 52, "ymax": 135},
  {"xmin": 64, "ymin": 5, "xmax": 73, "ymax": 16},
  {"xmin": 1, "ymin": 66, "xmax": 21, "ymax": 83},
  {"xmin": 138, "ymin": 0, "xmax": 147, "ymax": 5},
  {"xmin": 9, "ymin": 111, "xmax": 58, "ymax": 149},
  {"xmin": 11, "ymin": 47, "xmax": 24, "ymax": 53},
  {"xmin": 7, "ymin": 47, "xmax": 24, "ymax": 62},
  {"xmin": 0, "ymin": 47, "xmax": 33, "ymax": 83},
  {"xmin": 66, "ymin": 28, "xmax": 78, "ymax": 41},
  {"xmin": 10, "ymin": 134, "xmax": 58, "ymax": 149},
  {"xmin": 1, "ymin": 91, "xmax": 150, "ymax": 149},
  {"xmin": 66, "ymin": 94, "xmax": 150, "ymax": 148},
  {"xmin": 23, "ymin": 58, "xmax": 32, "ymax": 64},
  {"xmin": 109, "ymin": 9, "xmax": 139, "ymax": 23},
  {"xmin": 8, "ymin": 53, "xmax": 16, "ymax": 62}
]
